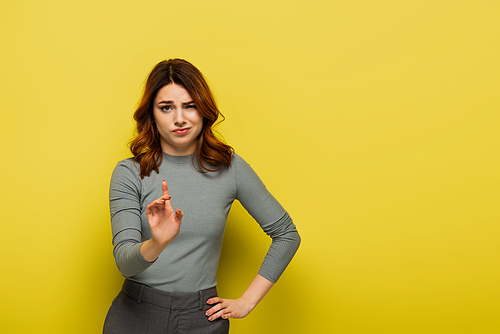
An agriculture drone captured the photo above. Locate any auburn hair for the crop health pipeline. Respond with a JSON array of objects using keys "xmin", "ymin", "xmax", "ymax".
[{"xmin": 129, "ymin": 59, "xmax": 233, "ymax": 178}]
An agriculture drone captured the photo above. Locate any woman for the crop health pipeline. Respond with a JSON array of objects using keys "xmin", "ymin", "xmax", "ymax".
[{"xmin": 104, "ymin": 59, "xmax": 300, "ymax": 334}]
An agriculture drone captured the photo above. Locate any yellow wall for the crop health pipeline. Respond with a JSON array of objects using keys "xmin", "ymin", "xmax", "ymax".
[{"xmin": 1, "ymin": 1, "xmax": 499, "ymax": 333}]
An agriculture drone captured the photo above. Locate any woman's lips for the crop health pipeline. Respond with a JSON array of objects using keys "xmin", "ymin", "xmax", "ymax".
[{"xmin": 173, "ymin": 127, "xmax": 191, "ymax": 135}]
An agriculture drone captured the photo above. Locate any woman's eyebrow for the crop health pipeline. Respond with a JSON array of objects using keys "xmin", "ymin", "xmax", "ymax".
[{"xmin": 157, "ymin": 100, "xmax": 195, "ymax": 105}]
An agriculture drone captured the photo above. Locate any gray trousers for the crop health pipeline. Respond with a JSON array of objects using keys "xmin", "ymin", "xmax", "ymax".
[{"xmin": 103, "ymin": 279, "xmax": 230, "ymax": 334}]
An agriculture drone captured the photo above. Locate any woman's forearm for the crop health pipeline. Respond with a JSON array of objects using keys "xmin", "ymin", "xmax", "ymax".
[
  {"xmin": 205, "ymin": 273, "xmax": 275, "ymax": 321},
  {"xmin": 240, "ymin": 274, "xmax": 275, "ymax": 311}
]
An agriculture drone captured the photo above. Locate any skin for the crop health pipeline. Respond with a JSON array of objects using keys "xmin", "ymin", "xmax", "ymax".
[
  {"xmin": 140, "ymin": 83, "xmax": 274, "ymax": 322},
  {"xmin": 152, "ymin": 83, "xmax": 204, "ymax": 156}
]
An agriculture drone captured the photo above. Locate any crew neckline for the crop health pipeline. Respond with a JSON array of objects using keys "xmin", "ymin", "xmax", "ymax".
[{"xmin": 162, "ymin": 151, "xmax": 195, "ymax": 165}]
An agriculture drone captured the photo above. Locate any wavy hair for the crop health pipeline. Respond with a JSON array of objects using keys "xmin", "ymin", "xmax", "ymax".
[{"xmin": 129, "ymin": 59, "xmax": 233, "ymax": 178}]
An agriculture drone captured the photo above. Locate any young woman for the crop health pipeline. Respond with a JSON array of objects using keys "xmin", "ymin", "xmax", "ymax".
[{"xmin": 103, "ymin": 59, "xmax": 300, "ymax": 334}]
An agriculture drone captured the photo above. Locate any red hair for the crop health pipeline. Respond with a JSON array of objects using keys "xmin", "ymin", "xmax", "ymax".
[{"xmin": 129, "ymin": 59, "xmax": 233, "ymax": 178}]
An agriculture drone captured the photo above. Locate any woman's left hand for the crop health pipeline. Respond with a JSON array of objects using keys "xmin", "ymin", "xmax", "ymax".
[{"xmin": 205, "ymin": 296, "xmax": 254, "ymax": 321}]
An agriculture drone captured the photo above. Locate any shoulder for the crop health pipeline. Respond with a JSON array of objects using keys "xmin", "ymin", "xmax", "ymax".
[
  {"xmin": 117, "ymin": 157, "xmax": 137, "ymax": 166},
  {"xmin": 113, "ymin": 157, "xmax": 139, "ymax": 174},
  {"xmin": 229, "ymin": 152, "xmax": 254, "ymax": 175},
  {"xmin": 230, "ymin": 152, "xmax": 251, "ymax": 168},
  {"xmin": 230, "ymin": 152, "xmax": 263, "ymax": 183},
  {"xmin": 111, "ymin": 157, "xmax": 142, "ymax": 185}
]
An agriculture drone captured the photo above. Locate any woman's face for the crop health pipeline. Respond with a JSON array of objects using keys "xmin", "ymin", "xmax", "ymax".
[{"xmin": 153, "ymin": 83, "xmax": 203, "ymax": 156}]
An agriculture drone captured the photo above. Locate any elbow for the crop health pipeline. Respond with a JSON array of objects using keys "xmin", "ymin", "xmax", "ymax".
[
  {"xmin": 114, "ymin": 251, "xmax": 135, "ymax": 278},
  {"xmin": 113, "ymin": 242, "xmax": 141, "ymax": 278},
  {"xmin": 291, "ymin": 230, "xmax": 301, "ymax": 254},
  {"xmin": 113, "ymin": 240, "xmax": 152, "ymax": 277},
  {"xmin": 114, "ymin": 258, "xmax": 136, "ymax": 278}
]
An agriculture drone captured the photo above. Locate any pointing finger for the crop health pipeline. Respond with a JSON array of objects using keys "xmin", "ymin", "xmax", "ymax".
[{"xmin": 162, "ymin": 179, "xmax": 170, "ymax": 197}]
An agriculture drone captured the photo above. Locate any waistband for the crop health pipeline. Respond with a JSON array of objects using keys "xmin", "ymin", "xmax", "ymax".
[{"xmin": 121, "ymin": 279, "xmax": 218, "ymax": 310}]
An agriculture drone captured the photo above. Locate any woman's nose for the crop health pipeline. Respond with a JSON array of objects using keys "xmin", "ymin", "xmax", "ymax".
[{"xmin": 173, "ymin": 110, "xmax": 186, "ymax": 125}]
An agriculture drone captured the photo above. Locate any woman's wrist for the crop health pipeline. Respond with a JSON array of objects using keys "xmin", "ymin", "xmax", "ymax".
[
  {"xmin": 141, "ymin": 238, "xmax": 170, "ymax": 262},
  {"xmin": 240, "ymin": 291, "xmax": 261, "ymax": 313},
  {"xmin": 239, "ymin": 274, "xmax": 275, "ymax": 310},
  {"xmin": 237, "ymin": 295, "xmax": 257, "ymax": 314}
]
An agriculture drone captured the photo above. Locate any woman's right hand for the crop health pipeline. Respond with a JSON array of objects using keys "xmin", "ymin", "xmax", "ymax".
[{"xmin": 145, "ymin": 179, "xmax": 183, "ymax": 248}]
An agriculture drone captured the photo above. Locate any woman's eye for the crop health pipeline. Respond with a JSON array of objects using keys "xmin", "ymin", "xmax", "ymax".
[
  {"xmin": 161, "ymin": 106, "xmax": 172, "ymax": 112},
  {"xmin": 186, "ymin": 104, "xmax": 197, "ymax": 109}
]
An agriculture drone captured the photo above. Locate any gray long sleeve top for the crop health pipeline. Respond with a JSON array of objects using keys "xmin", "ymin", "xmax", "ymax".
[{"xmin": 109, "ymin": 152, "xmax": 300, "ymax": 294}]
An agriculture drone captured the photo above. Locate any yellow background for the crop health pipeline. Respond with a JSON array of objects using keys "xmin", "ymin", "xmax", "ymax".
[{"xmin": 1, "ymin": 1, "xmax": 499, "ymax": 333}]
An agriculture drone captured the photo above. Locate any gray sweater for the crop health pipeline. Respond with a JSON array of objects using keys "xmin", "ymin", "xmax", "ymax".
[{"xmin": 109, "ymin": 152, "xmax": 300, "ymax": 294}]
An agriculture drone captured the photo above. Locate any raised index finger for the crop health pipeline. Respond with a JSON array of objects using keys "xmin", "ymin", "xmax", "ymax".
[{"xmin": 162, "ymin": 179, "xmax": 170, "ymax": 198}]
